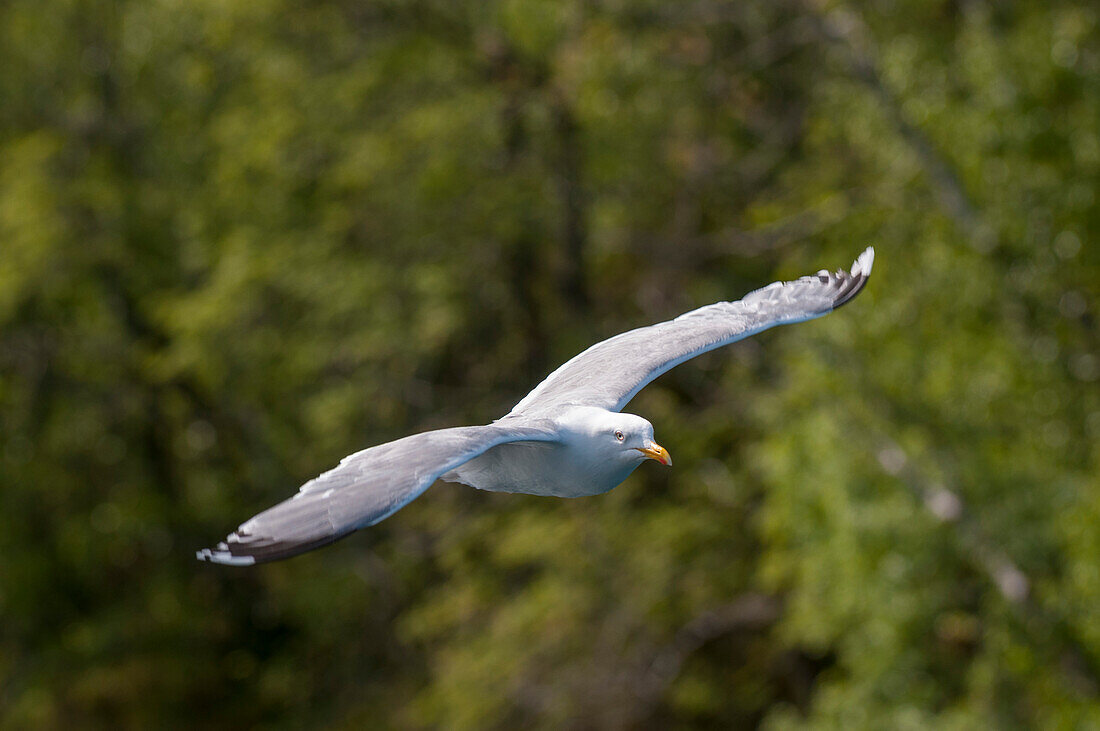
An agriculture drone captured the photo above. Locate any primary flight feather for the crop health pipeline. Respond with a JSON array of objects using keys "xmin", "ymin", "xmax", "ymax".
[{"xmin": 198, "ymin": 247, "xmax": 874, "ymax": 565}]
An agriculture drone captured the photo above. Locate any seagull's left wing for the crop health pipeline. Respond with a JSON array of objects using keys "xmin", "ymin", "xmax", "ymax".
[
  {"xmin": 197, "ymin": 421, "xmax": 558, "ymax": 565},
  {"xmin": 510, "ymin": 248, "xmax": 874, "ymax": 416}
]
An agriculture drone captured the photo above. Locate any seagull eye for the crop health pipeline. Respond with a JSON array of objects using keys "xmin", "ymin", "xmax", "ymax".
[{"xmin": 614, "ymin": 430, "xmax": 625, "ymax": 442}]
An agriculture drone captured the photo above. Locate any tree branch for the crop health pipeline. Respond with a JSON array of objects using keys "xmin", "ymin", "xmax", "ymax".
[
  {"xmin": 806, "ymin": 1, "xmax": 997, "ymax": 252},
  {"xmin": 630, "ymin": 593, "xmax": 783, "ymax": 717}
]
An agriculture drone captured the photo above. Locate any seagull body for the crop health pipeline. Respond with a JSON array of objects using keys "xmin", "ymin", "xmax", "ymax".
[
  {"xmin": 444, "ymin": 408, "xmax": 665, "ymax": 498},
  {"xmin": 198, "ymin": 248, "xmax": 874, "ymax": 565}
]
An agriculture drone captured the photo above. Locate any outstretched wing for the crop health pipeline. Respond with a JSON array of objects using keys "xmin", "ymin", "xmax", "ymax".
[
  {"xmin": 510, "ymin": 248, "xmax": 874, "ymax": 416},
  {"xmin": 197, "ymin": 422, "xmax": 558, "ymax": 565}
]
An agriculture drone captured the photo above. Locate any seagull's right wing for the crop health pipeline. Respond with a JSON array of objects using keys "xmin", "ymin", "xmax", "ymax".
[
  {"xmin": 197, "ymin": 422, "xmax": 558, "ymax": 565},
  {"xmin": 510, "ymin": 247, "xmax": 874, "ymax": 416}
]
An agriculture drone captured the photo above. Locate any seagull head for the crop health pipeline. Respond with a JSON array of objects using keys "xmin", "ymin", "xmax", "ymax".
[{"xmin": 557, "ymin": 406, "xmax": 671, "ymax": 467}]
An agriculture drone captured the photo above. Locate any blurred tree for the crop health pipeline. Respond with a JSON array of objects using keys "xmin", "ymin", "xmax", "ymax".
[{"xmin": 0, "ymin": 0, "xmax": 1097, "ymax": 728}]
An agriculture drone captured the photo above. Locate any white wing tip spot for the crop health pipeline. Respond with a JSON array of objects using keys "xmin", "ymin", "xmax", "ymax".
[
  {"xmin": 853, "ymin": 246, "xmax": 875, "ymax": 277},
  {"xmin": 195, "ymin": 547, "xmax": 257, "ymax": 566}
]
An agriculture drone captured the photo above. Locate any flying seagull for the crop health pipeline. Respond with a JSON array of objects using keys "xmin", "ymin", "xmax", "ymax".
[{"xmin": 198, "ymin": 248, "xmax": 874, "ymax": 565}]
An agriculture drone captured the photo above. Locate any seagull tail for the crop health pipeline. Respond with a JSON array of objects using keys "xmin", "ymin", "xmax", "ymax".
[{"xmin": 196, "ymin": 491, "xmax": 349, "ymax": 566}]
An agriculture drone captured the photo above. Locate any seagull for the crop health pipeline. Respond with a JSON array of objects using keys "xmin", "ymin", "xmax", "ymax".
[{"xmin": 197, "ymin": 248, "xmax": 874, "ymax": 565}]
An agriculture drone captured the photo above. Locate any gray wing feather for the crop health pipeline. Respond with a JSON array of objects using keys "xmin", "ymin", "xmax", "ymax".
[
  {"xmin": 510, "ymin": 247, "xmax": 874, "ymax": 416},
  {"xmin": 197, "ymin": 422, "xmax": 558, "ymax": 565}
]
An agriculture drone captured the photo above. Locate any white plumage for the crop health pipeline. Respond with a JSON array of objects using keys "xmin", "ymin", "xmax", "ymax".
[{"xmin": 198, "ymin": 248, "xmax": 874, "ymax": 565}]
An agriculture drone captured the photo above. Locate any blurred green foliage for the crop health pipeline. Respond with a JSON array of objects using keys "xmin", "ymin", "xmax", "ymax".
[{"xmin": 1, "ymin": 0, "xmax": 1098, "ymax": 727}]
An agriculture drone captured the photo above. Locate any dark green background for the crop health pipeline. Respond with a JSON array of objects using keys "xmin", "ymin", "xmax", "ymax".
[{"xmin": 2, "ymin": 0, "xmax": 1098, "ymax": 727}]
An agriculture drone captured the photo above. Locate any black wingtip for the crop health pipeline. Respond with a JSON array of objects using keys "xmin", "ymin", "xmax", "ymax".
[
  {"xmin": 195, "ymin": 510, "xmax": 349, "ymax": 567},
  {"xmin": 195, "ymin": 528, "xmax": 347, "ymax": 566},
  {"xmin": 196, "ymin": 480, "xmax": 360, "ymax": 566},
  {"xmin": 831, "ymin": 246, "xmax": 875, "ymax": 310}
]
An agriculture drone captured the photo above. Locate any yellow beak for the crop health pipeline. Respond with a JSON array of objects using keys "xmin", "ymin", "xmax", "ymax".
[{"xmin": 636, "ymin": 441, "xmax": 672, "ymax": 466}]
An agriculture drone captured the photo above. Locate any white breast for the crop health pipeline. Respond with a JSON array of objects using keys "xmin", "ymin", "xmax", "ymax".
[{"xmin": 441, "ymin": 439, "xmax": 640, "ymax": 497}]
